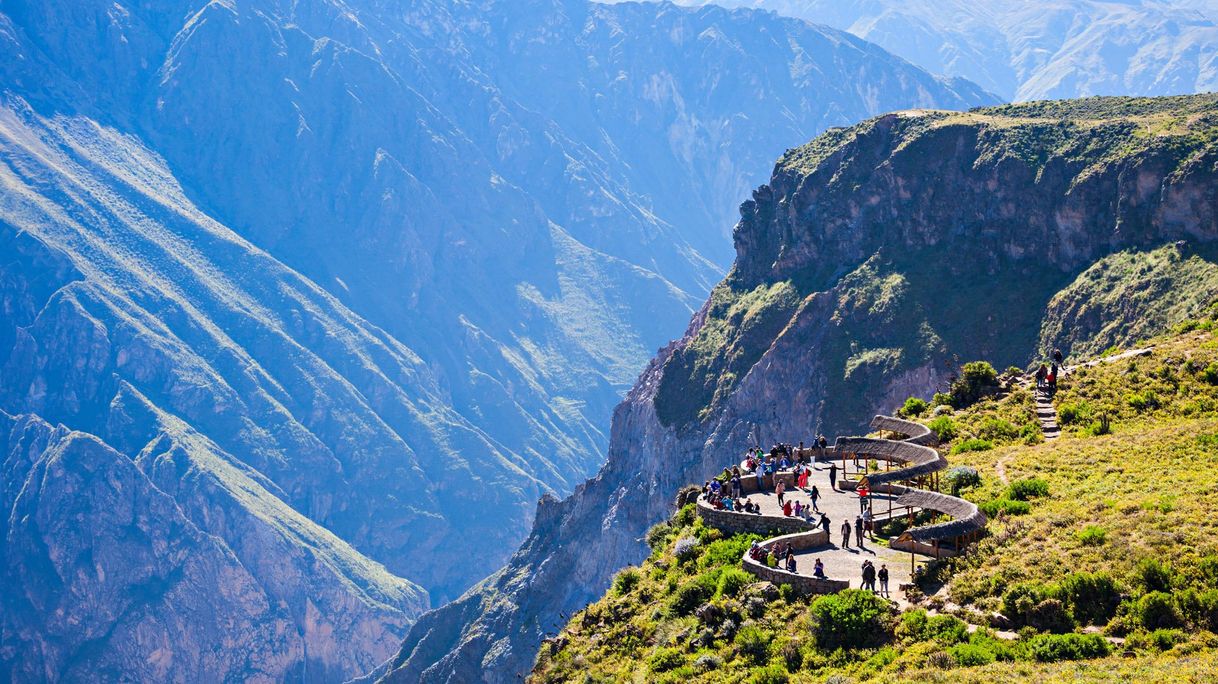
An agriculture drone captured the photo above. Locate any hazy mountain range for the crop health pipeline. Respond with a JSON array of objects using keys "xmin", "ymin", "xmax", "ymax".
[
  {"xmin": 0, "ymin": 0, "xmax": 993, "ymax": 679},
  {"xmin": 663, "ymin": 0, "xmax": 1218, "ymax": 101}
]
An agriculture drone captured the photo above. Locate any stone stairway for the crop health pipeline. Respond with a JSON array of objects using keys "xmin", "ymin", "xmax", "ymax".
[{"xmin": 1035, "ymin": 389, "xmax": 1060, "ymax": 440}]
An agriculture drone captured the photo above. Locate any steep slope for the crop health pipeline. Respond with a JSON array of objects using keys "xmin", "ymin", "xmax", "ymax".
[
  {"xmin": 532, "ymin": 319, "xmax": 1218, "ymax": 682},
  {"xmin": 383, "ymin": 94, "xmax": 1218, "ymax": 683},
  {"xmin": 0, "ymin": 408, "xmax": 425, "ymax": 682},
  {"xmin": 667, "ymin": 0, "xmax": 1218, "ymax": 102}
]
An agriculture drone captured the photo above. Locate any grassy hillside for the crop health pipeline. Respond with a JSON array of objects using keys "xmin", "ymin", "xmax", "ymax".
[{"xmin": 532, "ymin": 305, "xmax": 1218, "ymax": 682}]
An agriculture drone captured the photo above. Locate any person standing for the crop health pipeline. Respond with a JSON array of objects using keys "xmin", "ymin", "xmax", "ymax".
[
  {"xmin": 862, "ymin": 560, "xmax": 877, "ymax": 592},
  {"xmin": 841, "ymin": 520, "xmax": 851, "ymax": 548},
  {"xmin": 809, "ymin": 484, "xmax": 820, "ymax": 512},
  {"xmin": 863, "ymin": 508, "xmax": 874, "ymax": 540},
  {"xmin": 855, "ymin": 515, "xmax": 865, "ymax": 548},
  {"xmin": 820, "ymin": 513, "xmax": 831, "ymax": 538},
  {"xmin": 829, "ymin": 463, "xmax": 837, "ymax": 491},
  {"xmin": 878, "ymin": 564, "xmax": 890, "ymax": 597},
  {"xmin": 776, "ymin": 479, "xmax": 786, "ymax": 507},
  {"xmin": 1053, "ymin": 348, "xmax": 1063, "ymax": 366}
]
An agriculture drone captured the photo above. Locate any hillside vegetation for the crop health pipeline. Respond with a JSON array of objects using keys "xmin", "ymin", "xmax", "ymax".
[{"xmin": 532, "ymin": 305, "xmax": 1218, "ymax": 682}]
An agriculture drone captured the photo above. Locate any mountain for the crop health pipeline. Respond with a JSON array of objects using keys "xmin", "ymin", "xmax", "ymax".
[
  {"xmin": 662, "ymin": 0, "xmax": 1218, "ymax": 102},
  {"xmin": 0, "ymin": 0, "xmax": 996, "ymax": 679},
  {"xmin": 531, "ymin": 319, "xmax": 1218, "ymax": 682},
  {"xmin": 381, "ymin": 93, "xmax": 1218, "ymax": 683}
]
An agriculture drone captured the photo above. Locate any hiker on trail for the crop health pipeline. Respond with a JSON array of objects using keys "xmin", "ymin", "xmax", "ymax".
[
  {"xmin": 841, "ymin": 520, "xmax": 851, "ymax": 548},
  {"xmin": 809, "ymin": 485, "xmax": 820, "ymax": 512},
  {"xmin": 785, "ymin": 554, "xmax": 797, "ymax": 573},
  {"xmin": 878, "ymin": 564, "xmax": 890, "ymax": 597},
  {"xmin": 862, "ymin": 560, "xmax": 877, "ymax": 592},
  {"xmin": 829, "ymin": 463, "xmax": 837, "ymax": 490},
  {"xmin": 1054, "ymin": 348, "xmax": 1063, "ymax": 366},
  {"xmin": 776, "ymin": 479, "xmax": 786, "ymax": 506},
  {"xmin": 855, "ymin": 516, "xmax": 865, "ymax": 547},
  {"xmin": 820, "ymin": 513, "xmax": 831, "ymax": 537},
  {"xmin": 1036, "ymin": 364, "xmax": 1048, "ymax": 389},
  {"xmin": 863, "ymin": 508, "xmax": 874, "ymax": 540},
  {"xmin": 813, "ymin": 558, "xmax": 826, "ymax": 579},
  {"xmin": 1047, "ymin": 363, "xmax": 1058, "ymax": 390}
]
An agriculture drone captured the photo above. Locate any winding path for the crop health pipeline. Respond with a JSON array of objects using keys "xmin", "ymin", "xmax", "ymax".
[{"xmin": 697, "ymin": 415, "xmax": 987, "ymax": 595}]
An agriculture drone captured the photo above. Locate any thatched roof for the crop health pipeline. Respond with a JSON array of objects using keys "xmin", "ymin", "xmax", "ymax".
[
  {"xmin": 832, "ymin": 437, "xmax": 946, "ymax": 485},
  {"xmin": 834, "ymin": 416, "xmax": 987, "ymax": 543},
  {"xmin": 869, "ymin": 415, "xmax": 939, "ymax": 446}
]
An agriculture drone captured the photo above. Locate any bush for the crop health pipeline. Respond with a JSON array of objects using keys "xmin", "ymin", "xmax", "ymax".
[
  {"xmin": 1057, "ymin": 400, "xmax": 1094, "ymax": 426},
  {"xmin": 1200, "ymin": 362, "xmax": 1218, "ymax": 384},
  {"xmin": 900, "ymin": 397, "xmax": 929, "ymax": 417},
  {"xmin": 735, "ymin": 625, "xmax": 772, "ymax": 664},
  {"xmin": 1135, "ymin": 558, "xmax": 1174, "ymax": 593},
  {"xmin": 1077, "ymin": 525, "xmax": 1107, "ymax": 546},
  {"xmin": 674, "ymin": 536, "xmax": 701, "ymax": 562},
  {"xmin": 945, "ymin": 466, "xmax": 982, "ymax": 495},
  {"xmin": 669, "ymin": 580, "xmax": 713, "ymax": 616},
  {"xmin": 1126, "ymin": 391, "xmax": 1161, "ymax": 412},
  {"xmin": 932, "ymin": 392, "xmax": 953, "ymax": 407},
  {"xmin": 701, "ymin": 535, "xmax": 761, "ymax": 569},
  {"xmin": 1002, "ymin": 583, "xmax": 1073, "ymax": 630},
  {"xmin": 928, "ymin": 416, "xmax": 959, "ymax": 443},
  {"xmin": 647, "ymin": 523, "xmax": 672, "ymax": 550},
  {"xmin": 979, "ymin": 498, "xmax": 1031, "ymax": 517},
  {"xmin": 978, "ymin": 416, "xmax": 1021, "ymax": 442},
  {"xmin": 717, "ymin": 568, "xmax": 753, "ymax": 598},
  {"xmin": 895, "ymin": 608, "xmax": 929, "ymax": 642},
  {"xmin": 1026, "ymin": 633, "xmax": 1111, "ymax": 662},
  {"xmin": 747, "ymin": 664, "xmax": 789, "ymax": 684},
  {"xmin": 811, "ymin": 589, "xmax": 894, "ymax": 650},
  {"xmin": 1126, "ymin": 629, "xmax": 1187, "ymax": 652},
  {"xmin": 1029, "ymin": 598, "xmax": 1076, "ymax": 633},
  {"xmin": 949, "ymin": 642, "xmax": 996, "ymax": 666},
  {"xmin": 926, "ymin": 614, "xmax": 968, "ymax": 645},
  {"xmin": 1059, "ymin": 572, "xmax": 1121, "ymax": 626},
  {"xmin": 1174, "ymin": 587, "xmax": 1218, "ymax": 631},
  {"xmin": 1137, "ymin": 591, "xmax": 1183, "ymax": 630},
  {"xmin": 647, "ymin": 647, "xmax": 686, "ymax": 673},
  {"xmin": 1006, "ymin": 477, "xmax": 1049, "ymax": 501},
  {"xmin": 951, "ymin": 438, "xmax": 993, "ymax": 455},
  {"xmin": 949, "ymin": 361, "xmax": 1000, "ymax": 408},
  {"xmin": 613, "ymin": 568, "xmax": 641, "ymax": 595}
]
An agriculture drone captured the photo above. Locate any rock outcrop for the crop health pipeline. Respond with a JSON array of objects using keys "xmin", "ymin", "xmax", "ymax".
[{"xmin": 382, "ymin": 94, "xmax": 1218, "ymax": 683}]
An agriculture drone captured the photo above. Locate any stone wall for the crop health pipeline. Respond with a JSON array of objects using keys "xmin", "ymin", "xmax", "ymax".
[
  {"xmin": 742, "ymin": 530, "xmax": 849, "ymax": 594},
  {"xmin": 696, "ymin": 499, "xmax": 818, "ymax": 536}
]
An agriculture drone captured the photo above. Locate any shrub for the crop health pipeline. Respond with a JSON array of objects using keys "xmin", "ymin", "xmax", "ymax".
[
  {"xmin": 928, "ymin": 416, "xmax": 959, "ymax": 443},
  {"xmin": 949, "ymin": 361, "xmax": 1000, "ymax": 407},
  {"xmin": 1029, "ymin": 598, "xmax": 1076, "ymax": 633},
  {"xmin": 932, "ymin": 392, "xmax": 953, "ymax": 407},
  {"xmin": 1059, "ymin": 572, "xmax": 1121, "ymax": 626},
  {"xmin": 949, "ymin": 642, "xmax": 996, "ymax": 666},
  {"xmin": 895, "ymin": 608, "xmax": 929, "ymax": 642},
  {"xmin": 674, "ymin": 537, "xmax": 701, "ymax": 562},
  {"xmin": 1077, "ymin": 525, "xmax": 1107, "ymax": 546},
  {"xmin": 647, "ymin": 523, "xmax": 672, "ymax": 550},
  {"xmin": 647, "ymin": 647, "xmax": 685, "ymax": 673},
  {"xmin": 979, "ymin": 498, "xmax": 1030, "ymax": 517},
  {"xmin": 1135, "ymin": 558, "xmax": 1174, "ymax": 593},
  {"xmin": 1137, "ymin": 591, "xmax": 1183, "ymax": 630},
  {"xmin": 1126, "ymin": 391, "xmax": 1161, "ymax": 412},
  {"xmin": 926, "ymin": 614, "xmax": 968, "ymax": 645},
  {"xmin": 674, "ymin": 504, "xmax": 696, "ymax": 527},
  {"xmin": 735, "ymin": 625, "xmax": 772, "ymax": 664},
  {"xmin": 701, "ymin": 535, "xmax": 761, "ymax": 569},
  {"xmin": 1127, "ymin": 629, "xmax": 1187, "ymax": 652},
  {"xmin": 613, "ymin": 568, "xmax": 641, "ymax": 595},
  {"xmin": 747, "ymin": 665, "xmax": 789, "ymax": 684},
  {"xmin": 1175, "ymin": 587, "xmax": 1218, "ymax": 631},
  {"xmin": 1057, "ymin": 400, "xmax": 1093, "ymax": 426},
  {"xmin": 944, "ymin": 466, "xmax": 982, "ymax": 495},
  {"xmin": 1002, "ymin": 583, "xmax": 1054, "ymax": 625},
  {"xmin": 692, "ymin": 654, "xmax": 721, "ymax": 672},
  {"xmin": 669, "ymin": 581, "xmax": 713, "ymax": 616},
  {"xmin": 900, "ymin": 397, "xmax": 929, "ymax": 417},
  {"xmin": 978, "ymin": 416, "xmax": 1021, "ymax": 442},
  {"xmin": 1006, "ymin": 477, "xmax": 1049, "ymax": 501},
  {"xmin": 811, "ymin": 589, "xmax": 894, "ymax": 650},
  {"xmin": 1026, "ymin": 633, "xmax": 1111, "ymax": 662},
  {"xmin": 1201, "ymin": 362, "xmax": 1218, "ymax": 384},
  {"xmin": 717, "ymin": 568, "xmax": 753, "ymax": 598},
  {"xmin": 951, "ymin": 438, "xmax": 994, "ymax": 455}
]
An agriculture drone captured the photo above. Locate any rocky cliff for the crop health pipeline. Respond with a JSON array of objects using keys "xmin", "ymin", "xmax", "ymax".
[{"xmin": 382, "ymin": 94, "xmax": 1218, "ymax": 683}]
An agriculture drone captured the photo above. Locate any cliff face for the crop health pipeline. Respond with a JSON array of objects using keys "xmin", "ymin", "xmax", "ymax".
[{"xmin": 383, "ymin": 94, "xmax": 1218, "ymax": 683}]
